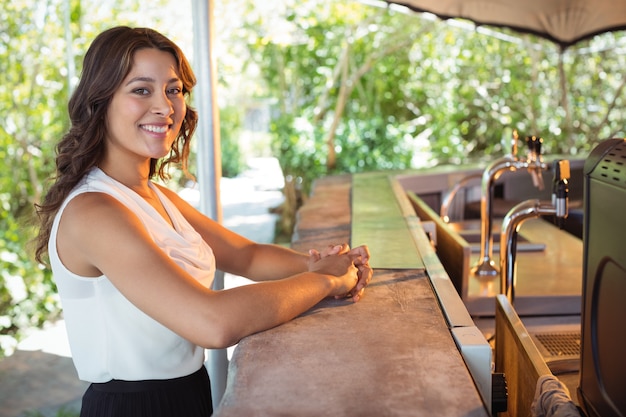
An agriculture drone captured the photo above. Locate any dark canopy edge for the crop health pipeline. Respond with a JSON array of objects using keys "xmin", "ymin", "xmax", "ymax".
[{"xmin": 387, "ymin": 1, "xmax": 626, "ymax": 50}]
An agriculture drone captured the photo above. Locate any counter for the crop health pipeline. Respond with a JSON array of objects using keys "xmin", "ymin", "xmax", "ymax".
[
  {"xmin": 398, "ymin": 165, "xmax": 584, "ymax": 317},
  {"xmin": 466, "ymin": 218, "xmax": 583, "ymax": 316},
  {"xmin": 214, "ymin": 173, "xmax": 490, "ymax": 417}
]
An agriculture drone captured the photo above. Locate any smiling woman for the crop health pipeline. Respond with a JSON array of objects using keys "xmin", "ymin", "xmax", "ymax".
[
  {"xmin": 101, "ymin": 48, "xmax": 187, "ymax": 222},
  {"xmin": 33, "ymin": 26, "xmax": 372, "ymax": 417}
]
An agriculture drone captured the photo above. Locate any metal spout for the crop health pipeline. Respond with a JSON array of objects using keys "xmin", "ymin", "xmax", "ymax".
[
  {"xmin": 440, "ymin": 173, "xmax": 482, "ymax": 223},
  {"xmin": 499, "ymin": 159, "xmax": 570, "ymax": 303},
  {"xmin": 472, "ymin": 132, "xmax": 549, "ymax": 277}
]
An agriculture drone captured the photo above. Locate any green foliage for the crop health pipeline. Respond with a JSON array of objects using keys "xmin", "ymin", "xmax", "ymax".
[
  {"xmin": 244, "ymin": 2, "xmax": 427, "ymax": 189},
  {"xmin": 0, "ymin": 0, "xmax": 70, "ymax": 356},
  {"xmin": 0, "ymin": 0, "xmax": 179, "ymax": 356},
  {"xmin": 218, "ymin": 106, "xmax": 245, "ymax": 178},
  {"xmin": 269, "ymin": 112, "xmax": 328, "ymax": 182},
  {"xmin": 235, "ymin": 1, "xmax": 626, "ymax": 189},
  {"xmin": 270, "ymin": 110, "xmax": 414, "ymax": 184}
]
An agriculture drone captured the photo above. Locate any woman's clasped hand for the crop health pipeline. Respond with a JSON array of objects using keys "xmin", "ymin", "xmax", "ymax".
[{"xmin": 308, "ymin": 243, "xmax": 372, "ymax": 302}]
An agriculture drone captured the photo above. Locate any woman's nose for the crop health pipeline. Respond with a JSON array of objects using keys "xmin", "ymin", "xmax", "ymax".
[{"xmin": 152, "ymin": 92, "xmax": 174, "ymax": 116}]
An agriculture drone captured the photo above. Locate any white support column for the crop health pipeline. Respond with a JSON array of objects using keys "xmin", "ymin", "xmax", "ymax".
[{"xmin": 191, "ymin": 0, "xmax": 227, "ymax": 408}]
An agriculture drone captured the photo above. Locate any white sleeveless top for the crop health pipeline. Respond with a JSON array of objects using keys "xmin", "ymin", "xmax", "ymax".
[{"xmin": 49, "ymin": 168, "xmax": 216, "ymax": 382}]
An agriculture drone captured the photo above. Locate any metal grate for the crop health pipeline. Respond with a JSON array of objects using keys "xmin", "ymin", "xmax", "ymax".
[
  {"xmin": 534, "ymin": 331, "xmax": 581, "ymax": 358},
  {"xmin": 596, "ymin": 143, "xmax": 626, "ymax": 186}
]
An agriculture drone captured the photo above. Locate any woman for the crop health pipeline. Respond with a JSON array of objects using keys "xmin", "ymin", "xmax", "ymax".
[{"xmin": 34, "ymin": 26, "xmax": 372, "ymax": 417}]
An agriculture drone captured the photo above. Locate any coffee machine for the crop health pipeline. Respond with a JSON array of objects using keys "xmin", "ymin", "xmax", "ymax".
[{"xmin": 578, "ymin": 138, "xmax": 626, "ymax": 417}]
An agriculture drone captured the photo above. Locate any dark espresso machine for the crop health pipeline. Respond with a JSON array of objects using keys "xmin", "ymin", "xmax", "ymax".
[{"xmin": 578, "ymin": 138, "xmax": 626, "ymax": 417}]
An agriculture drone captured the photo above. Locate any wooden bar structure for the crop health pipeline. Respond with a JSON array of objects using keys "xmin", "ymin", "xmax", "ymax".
[{"xmin": 495, "ymin": 294, "xmax": 552, "ymax": 417}]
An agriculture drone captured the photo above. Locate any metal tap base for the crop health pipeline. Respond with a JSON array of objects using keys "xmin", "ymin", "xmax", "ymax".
[{"xmin": 472, "ymin": 259, "xmax": 499, "ymax": 277}]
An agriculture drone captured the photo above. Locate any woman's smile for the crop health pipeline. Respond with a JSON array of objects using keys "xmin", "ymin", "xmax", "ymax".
[{"xmin": 141, "ymin": 124, "xmax": 169, "ymax": 134}]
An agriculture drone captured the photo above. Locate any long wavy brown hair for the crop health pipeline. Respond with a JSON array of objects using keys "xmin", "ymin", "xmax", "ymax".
[{"xmin": 34, "ymin": 26, "xmax": 198, "ymax": 264}]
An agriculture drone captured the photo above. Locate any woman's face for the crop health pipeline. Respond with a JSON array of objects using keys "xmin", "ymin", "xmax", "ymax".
[{"xmin": 105, "ymin": 48, "xmax": 186, "ymax": 165}]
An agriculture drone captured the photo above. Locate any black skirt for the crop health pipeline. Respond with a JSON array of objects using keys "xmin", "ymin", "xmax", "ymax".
[{"xmin": 80, "ymin": 366, "xmax": 213, "ymax": 417}]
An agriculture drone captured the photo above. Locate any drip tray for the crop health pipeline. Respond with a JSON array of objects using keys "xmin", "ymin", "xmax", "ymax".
[
  {"xmin": 531, "ymin": 330, "xmax": 581, "ymax": 375},
  {"xmin": 459, "ymin": 230, "xmax": 546, "ymax": 252}
]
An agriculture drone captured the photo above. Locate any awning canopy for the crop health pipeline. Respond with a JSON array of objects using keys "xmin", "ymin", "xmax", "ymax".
[{"xmin": 384, "ymin": 0, "xmax": 626, "ymax": 49}]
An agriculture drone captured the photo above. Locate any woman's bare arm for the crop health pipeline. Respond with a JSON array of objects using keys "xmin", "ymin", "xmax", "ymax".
[{"xmin": 56, "ymin": 192, "xmax": 359, "ymax": 349}]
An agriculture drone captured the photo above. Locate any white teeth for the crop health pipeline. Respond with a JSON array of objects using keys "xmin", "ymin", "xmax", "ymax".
[{"xmin": 142, "ymin": 125, "xmax": 167, "ymax": 133}]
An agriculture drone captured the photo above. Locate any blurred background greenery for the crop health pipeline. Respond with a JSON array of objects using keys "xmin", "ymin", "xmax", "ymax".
[{"xmin": 2, "ymin": 0, "xmax": 626, "ymax": 356}]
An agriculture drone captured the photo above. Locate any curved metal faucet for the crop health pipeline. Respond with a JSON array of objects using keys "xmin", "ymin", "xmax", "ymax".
[
  {"xmin": 472, "ymin": 132, "xmax": 549, "ymax": 277},
  {"xmin": 440, "ymin": 173, "xmax": 483, "ymax": 223},
  {"xmin": 500, "ymin": 159, "xmax": 570, "ymax": 303}
]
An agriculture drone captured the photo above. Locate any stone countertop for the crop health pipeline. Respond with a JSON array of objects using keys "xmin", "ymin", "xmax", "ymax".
[{"xmin": 214, "ymin": 174, "xmax": 489, "ymax": 417}]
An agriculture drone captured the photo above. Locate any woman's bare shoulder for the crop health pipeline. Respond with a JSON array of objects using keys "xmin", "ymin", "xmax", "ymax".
[
  {"xmin": 64, "ymin": 191, "xmax": 130, "ymax": 218},
  {"xmin": 60, "ymin": 191, "xmax": 146, "ymax": 239},
  {"xmin": 57, "ymin": 192, "xmax": 141, "ymax": 276}
]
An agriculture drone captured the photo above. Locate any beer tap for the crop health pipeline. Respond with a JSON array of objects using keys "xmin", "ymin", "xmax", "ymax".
[
  {"xmin": 499, "ymin": 159, "xmax": 570, "ymax": 303},
  {"xmin": 472, "ymin": 131, "xmax": 549, "ymax": 277}
]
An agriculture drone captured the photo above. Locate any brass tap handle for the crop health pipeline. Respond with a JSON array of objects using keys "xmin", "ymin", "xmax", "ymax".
[
  {"xmin": 552, "ymin": 159, "xmax": 570, "ymax": 182},
  {"xmin": 524, "ymin": 135, "xmax": 544, "ymax": 160},
  {"xmin": 534, "ymin": 136, "xmax": 543, "ymax": 156},
  {"xmin": 511, "ymin": 129, "xmax": 519, "ymax": 156},
  {"xmin": 551, "ymin": 159, "xmax": 570, "ymax": 224}
]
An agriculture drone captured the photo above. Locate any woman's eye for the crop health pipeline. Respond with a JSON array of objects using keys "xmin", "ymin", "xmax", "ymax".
[
  {"xmin": 168, "ymin": 87, "xmax": 182, "ymax": 95},
  {"xmin": 133, "ymin": 88, "xmax": 150, "ymax": 95}
]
